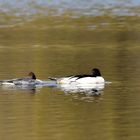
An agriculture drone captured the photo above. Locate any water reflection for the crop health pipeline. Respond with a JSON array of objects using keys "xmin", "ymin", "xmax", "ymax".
[
  {"xmin": 0, "ymin": 81, "xmax": 57, "ymax": 94},
  {"xmin": 0, "ymin": 79, "xmax": 105, "ymax": 96},
  {"xmin": 57, "ymin": 83, "xmax": 105, "ymax": 95},
  {"xmin": 0, "ymin": 2, "xmax": 139, "ymax": 139},
  {"xmin": 0, "ymin": 84, "xmax": 37, "ymax": 93}
]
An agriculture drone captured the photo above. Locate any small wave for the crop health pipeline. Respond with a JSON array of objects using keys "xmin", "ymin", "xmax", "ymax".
[{"xmin": 0, "ymin": 0, "xmax": 140, "ymax": 27}]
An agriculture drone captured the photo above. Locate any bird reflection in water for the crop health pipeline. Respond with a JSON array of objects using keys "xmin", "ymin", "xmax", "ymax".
[
  {"xmin": 0, "ymin": 81, "xmax": 57, "ymax": 94},
  {"xmin": 57, "ymin": 83, "xmax": 105, "ymax": 95},
  {"xmin": 56, "ymin": 83, "xmax": 105, "ymax": 102}
]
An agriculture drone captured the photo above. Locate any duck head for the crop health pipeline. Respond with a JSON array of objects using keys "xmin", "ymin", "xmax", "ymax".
[
  {"xmin": 28, "ymin": 72, "xmax": 36, "ymax": 80},
  {"xmin": 92, "ymin": 68, "xmax": 101, "ymax": 77}
]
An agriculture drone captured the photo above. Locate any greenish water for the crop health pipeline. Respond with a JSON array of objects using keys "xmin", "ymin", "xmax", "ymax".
[{"xmin": 0, "ymin": 15, "xmax": 140, "ymax": 140}]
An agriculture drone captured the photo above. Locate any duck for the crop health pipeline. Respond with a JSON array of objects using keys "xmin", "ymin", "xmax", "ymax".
[
  {"xmin": 0, "ymin": 72, "xmax": 43, "ymax": 86},
  {"xmin": 49, "ymin": 68, "xmax": 105, "ymax": 84}
]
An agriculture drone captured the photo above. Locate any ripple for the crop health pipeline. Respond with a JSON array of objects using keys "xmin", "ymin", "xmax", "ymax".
[{"xmin": 0, "ymin": 0, "xmax": 140, "ymax": 27}]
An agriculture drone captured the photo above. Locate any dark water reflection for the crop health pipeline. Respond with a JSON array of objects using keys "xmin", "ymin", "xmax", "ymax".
[{"xmin": 0, "ymin": 16, "xmax": 140, "ymax": 140}]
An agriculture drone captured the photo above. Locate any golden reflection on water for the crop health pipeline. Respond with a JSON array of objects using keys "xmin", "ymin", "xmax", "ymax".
[{"xmin": 0, "ymin": 16, "xmax": 140, "ymax": 140}]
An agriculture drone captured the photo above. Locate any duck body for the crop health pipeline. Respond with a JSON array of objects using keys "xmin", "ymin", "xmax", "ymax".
[
  {"xmin": 57, "ymin": 76, "xmax": 104, "ymax": 84},
  {"xmin": 74, "ymin": 76, "xmax": 104, "ymax": 84},
  {"xmin": 0, "ymin": 72, "xmax": 44, "ymax": 86},
  {"xmin": 50, "ymin": 68, "xmax": 105, "ymax": 85},
  {"xmin": 0, "ymin": 78, "xmax": 43, "ymax": 86}
]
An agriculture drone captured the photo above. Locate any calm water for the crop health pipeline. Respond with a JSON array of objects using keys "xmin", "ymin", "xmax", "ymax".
[{"xmin": 0, "ymin": 1, "xmax": 140, "ymax": 140}]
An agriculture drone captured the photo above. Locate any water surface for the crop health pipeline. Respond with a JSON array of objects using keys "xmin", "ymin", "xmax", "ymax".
[{"xmin": 0, "ymin": 1, "xmax": 140, "ymax": 140}]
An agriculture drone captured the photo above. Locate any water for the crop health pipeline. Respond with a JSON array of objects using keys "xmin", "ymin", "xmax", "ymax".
[
  {"xmin": 0, "ymin": 1, "xmax": 140, "ymax": 140},
  {"xmin": 0, "ymin": 0, "xmax": 140, "ymax": 27}
]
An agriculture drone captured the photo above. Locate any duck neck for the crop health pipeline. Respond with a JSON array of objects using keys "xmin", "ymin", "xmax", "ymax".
[{"xmin": 32, "ymin": 74, "xmax": 36, "ymax": 80}]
